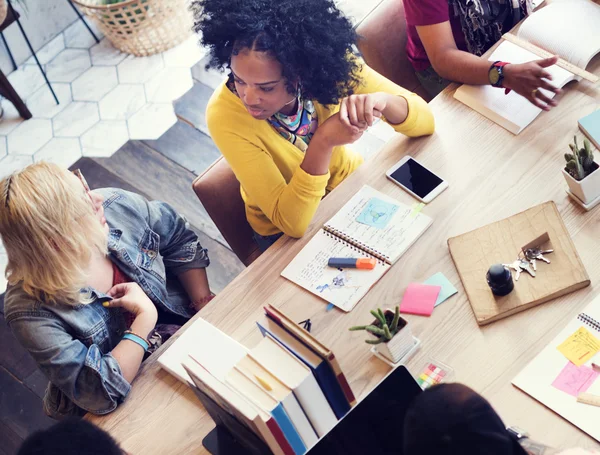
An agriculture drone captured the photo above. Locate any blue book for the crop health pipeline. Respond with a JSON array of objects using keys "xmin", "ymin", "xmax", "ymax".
[
  {"xmin": 257, "ymin": 318, "xmax": 351, "ymax": 419},
  {"xmin": 579, "ymin": 110, "xmax": 600, "ymax": 151},
  {"xmin": 271, "ymin": 403, "xmax": 307, "ymax": 455}
]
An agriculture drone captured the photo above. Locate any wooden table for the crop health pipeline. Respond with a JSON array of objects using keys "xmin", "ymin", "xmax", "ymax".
[{"xmin": 89, "ymin": 49, "xmax": 600, "ymax": 455}]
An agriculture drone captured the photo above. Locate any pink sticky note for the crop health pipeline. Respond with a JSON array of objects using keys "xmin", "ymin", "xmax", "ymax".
[
  {"xmin": 551, "ymin": 362, "xmax": 600, "ymax": 397},
  {"xmin": 400, "ymin": 283, "xmax": 441, "ymax": 316}
]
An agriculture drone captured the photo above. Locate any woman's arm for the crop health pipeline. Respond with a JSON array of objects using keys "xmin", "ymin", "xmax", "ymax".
[
  {"xmin": 351, "ymin": 62, "xmax": 435, "ymax": 136},
  {"xmin": 416, "ymin": 21, "xmax": 561, "ymax": 109}
]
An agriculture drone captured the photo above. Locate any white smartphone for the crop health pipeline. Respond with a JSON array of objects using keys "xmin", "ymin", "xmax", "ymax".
[{"xmin": 385, "ymin": 156, "xmax": 448, "ymax": 203}]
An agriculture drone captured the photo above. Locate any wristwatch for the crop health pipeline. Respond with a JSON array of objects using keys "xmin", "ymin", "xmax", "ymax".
[
  {"xmin": 488, "ymin": 61, "xmax": 510, "ymax": 88},
  {"xmin": 506, "ymin": 425, "xmax": 530, "ymax": 441}
]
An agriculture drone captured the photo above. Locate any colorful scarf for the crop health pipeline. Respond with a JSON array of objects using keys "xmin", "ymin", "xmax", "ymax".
[
  {"xmin": 267, "ymin": 97, "xmax": 318, "ymax": 153},
  {"xmin": 448, "ymin": 0, "xmax": 530, "ymax": 56}
]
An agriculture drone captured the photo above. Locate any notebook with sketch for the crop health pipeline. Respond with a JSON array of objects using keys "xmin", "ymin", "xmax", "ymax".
[
  {"xmin": 512, "ymin": 293, "xmax": 600, "ymax": 442},
  {"xmin": 454, "ymin": 0, "xmax": 600, "ymax": 135},
  {"xmin": 281, "ymin": 185, "xmax": 432, "ymax": 312}
]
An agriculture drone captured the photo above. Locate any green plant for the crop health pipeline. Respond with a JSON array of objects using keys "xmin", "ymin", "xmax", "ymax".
[
  {"xmin": 564, "ymin": 136, "xmax": 597, "ymax": 181},
  {"xmin": 349, "ymin": 306, "xmax": 401, "ymax": 345}
]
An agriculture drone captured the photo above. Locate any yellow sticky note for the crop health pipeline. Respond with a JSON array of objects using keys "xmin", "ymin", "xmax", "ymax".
[{"xmin": 557, "ymin": 327, "xmax": 600, "ymax": 367}]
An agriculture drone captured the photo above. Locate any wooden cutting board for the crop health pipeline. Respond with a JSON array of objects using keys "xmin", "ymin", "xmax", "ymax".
[{"xmin": 448, "ymin": 202, "xmax": 590, "ymax": 325}]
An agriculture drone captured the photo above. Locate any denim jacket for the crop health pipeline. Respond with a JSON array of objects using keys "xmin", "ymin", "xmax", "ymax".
[{"xmin": 4, "ymin": 188, "xmax": 210, "ymax": 419}]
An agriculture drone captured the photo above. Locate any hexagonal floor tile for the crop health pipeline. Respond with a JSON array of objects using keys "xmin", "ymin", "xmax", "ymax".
[
  {"xmin": 7, "ymin": 119, "xmax": 53, "ymax": 155},
  {"xmin": 27, "ymin": 83, "xmax": 73, "ymax": 119},
  {"xmin": 128, "ymin": 104, "xmax": 177, "ymax": 140},
  {"xmin": 0, "ymin": 136, "xmax": 6, "ymax": 160},
  {"xmin": 53, "ymin": 102, "xmax": 100, "ymax": 137},
  {"xmin": 47, "ymin": 49, "xmax": 91, "ymax": 83},
  {"xmin": 0, "ymin": 101, "xmax": 24, "ymax": 136},
  {"xmin": 64, "ymin": 20, "xmax": 103, "ymax": 49},
  {"xmin": 90, "ymin": 39, "xmax": 127, "ymax": 66},
  {"xmin": 118, "ymin": 54, "xmax": 164, "ymax": 84},
  {"xmin": 145, "ymin": 67, "xmax": 193, "ymax": 103},
  {"xmin": 81, "ymin": 121, "xmax": 129, "ymax": 157},
  {"xmin": 0, "ymin": 154, "xmax": 33, "ymax": 180},
  {"xmin": 162, "ymin": 35, "xmax": 206, "ymax": 68},
  {"xmin": 25, "ymin": 34, "xmax": 65, "ymax": 66},
  {"xmin": 7, "ymin": 65, "xmax": 45, "ymax": 100},
  {"xmin": 72, "ymin": 66, "xmax": 118, "ymax": 102},
  {"xmin": 99, "ymin": 84, "xmax": 146, "ymax": 120},
  {"xmin": 35, "ymin": 138, "xmax": 82, "ymax": 168}
]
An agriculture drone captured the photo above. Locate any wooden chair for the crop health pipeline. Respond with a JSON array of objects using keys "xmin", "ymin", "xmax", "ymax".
[
  {"xmin": 192, "ymin": 157, "xmax": 261, "ymax": 267},
  {"xmin": 356, "ymin": 0, "xmax": 432, "ymax": 102}
]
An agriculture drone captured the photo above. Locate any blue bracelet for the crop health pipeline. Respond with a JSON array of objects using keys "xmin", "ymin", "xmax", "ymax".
[{"xmin": 123, "ymin": 333, "xmax": 149, "ymax": 352}]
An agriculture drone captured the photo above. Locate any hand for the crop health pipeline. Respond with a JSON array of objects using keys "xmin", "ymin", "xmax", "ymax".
[
  {"xmin": 339, "ymin": 92, "xmax": 386, "ymax": 129},
  {"xmin": 105, "ymin": 282, "xmax": 157, "ymax": 320},
  {"xmin": 502, "ymin": 56, "xmax": 562, "ymax": 111},
  {"xmin": 313, "ymin": 112, "xmax": 366, "ymax": 148}
]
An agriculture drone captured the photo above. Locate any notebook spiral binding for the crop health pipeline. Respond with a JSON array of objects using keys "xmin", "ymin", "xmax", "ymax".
[
  {"xmin": 323, "ymin": 225, "xmax": 390, "ymax": 265},
  {"xmin": 578, "ymin": 313, "xmax": 600, "ymax": 333}
]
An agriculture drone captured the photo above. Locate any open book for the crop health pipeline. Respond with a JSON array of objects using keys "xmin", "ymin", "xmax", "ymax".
[
  {"xmin": 454, "ymin": 0, "xmax": 600, "ymax": 134},
  {"xmin": 281, "ymin": 185, "xmax": 432, "ymax": 312},
  {"xmin": 512, "ymin": 293, "xmax": 600, "ymax": 442}
]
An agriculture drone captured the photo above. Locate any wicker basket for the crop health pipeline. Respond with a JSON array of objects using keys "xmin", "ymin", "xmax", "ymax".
[{"xmin": 71, "ymin": 0, "xmax": 194, "ymax": 57}]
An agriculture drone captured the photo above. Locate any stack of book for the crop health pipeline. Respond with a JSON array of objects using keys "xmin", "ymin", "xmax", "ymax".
[{"xmin": 158, "ymin": 305, "xmax": 356, "ymax": 455}]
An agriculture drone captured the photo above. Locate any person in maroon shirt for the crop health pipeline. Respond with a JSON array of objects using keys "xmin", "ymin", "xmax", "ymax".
[{"xmin": 403, "ymin": 0, "xmax": 561, "ymax": 110}]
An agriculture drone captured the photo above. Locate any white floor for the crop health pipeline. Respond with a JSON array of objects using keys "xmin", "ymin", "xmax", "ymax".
[{"xmin": 0, "ymin": 20, "xmax": 208, "ymax": 293}]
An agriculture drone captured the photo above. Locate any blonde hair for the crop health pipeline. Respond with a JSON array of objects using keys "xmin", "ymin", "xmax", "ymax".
[{"xmin": 0, "ymin": 162, "xmax": 108, "ymax": 305}]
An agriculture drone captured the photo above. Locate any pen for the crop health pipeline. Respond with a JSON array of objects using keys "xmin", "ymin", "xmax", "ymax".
[
  {"xmin": 592, "ymin": 363, "xmax": 600, "ymax": 373},
  {"xmin": 328, "ymin": 257, "xmax": 377, "ymax": 270}
]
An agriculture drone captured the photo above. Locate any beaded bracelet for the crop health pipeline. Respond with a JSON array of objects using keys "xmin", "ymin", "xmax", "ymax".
[{"xmin": 123, "ymin": 331, "xmax": 150, "ymax": 352}]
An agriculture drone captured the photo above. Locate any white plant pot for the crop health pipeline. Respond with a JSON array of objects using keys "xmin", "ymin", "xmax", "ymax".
[
  {"xmin": 371, "ymin": 311, "xmax": 414, "ymax": 364},
  {"xmin": 563, "ymin": 163, "xmax": 600, "ymax": 205}
]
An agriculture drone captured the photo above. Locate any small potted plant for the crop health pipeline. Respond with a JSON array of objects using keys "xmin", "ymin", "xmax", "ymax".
[
  {"xmin": 563, "ymin": 136, "xmax": 600, "ymax": 205},
  {"xmin": 349, "ymin": 306, "xmax": 414, "ymax": 364}
]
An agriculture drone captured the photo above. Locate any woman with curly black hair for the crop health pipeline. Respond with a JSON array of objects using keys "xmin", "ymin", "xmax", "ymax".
[{"xmin": 193, "ymin": 0, "xmax": 435, "ymax": 250}]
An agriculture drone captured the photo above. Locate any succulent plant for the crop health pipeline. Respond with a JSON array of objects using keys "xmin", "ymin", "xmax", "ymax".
[
  {"xmin": 564, "ymin": 136, "xmax": 597, "ymax": 181},
  {"xmin": 349, "ymin": 306, "xmax": 402, "ymax": 345}
]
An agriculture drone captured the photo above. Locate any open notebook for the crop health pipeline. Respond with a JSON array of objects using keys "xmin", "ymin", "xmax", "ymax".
[
  {"xmin": 512, "ymin": 293, "xmax": 600, "ymax": 442},
  {"xmin": 454, "ymin": 0, "xmax": 600, "ymax": 134},
  {"xmin": 281, "ymin": 185, "xmax": 432, "ymax": 312}
]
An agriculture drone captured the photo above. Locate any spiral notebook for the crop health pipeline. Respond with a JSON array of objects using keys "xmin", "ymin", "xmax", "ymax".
[
  {"xmin": 513, "ymin": 293, "xmax": 600, "ymax": 442},
  {"xmin": 281, "ymin": 185, "xmax": 433, "ymax": 312}
]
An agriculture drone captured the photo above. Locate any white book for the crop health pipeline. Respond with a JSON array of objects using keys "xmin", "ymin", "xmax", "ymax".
[
  {"xmin": 236, "ymin": 354, "xmax": 319, "ymax": 449},
  {"xmin": 454, "ymin": 0, "xmax": 600, "ymax": 134},
  {"xmin": 281, "ymin": 185, "xmax": 432, "ymax": 311},
  {"xmin": 158, "ymin": 317, "xmax": 248, "ymax": 383},
  {"xmin": 512, "ymin": 293, "xmax": 600, "ymax": 442},
  {"xmin": 250, "ymin": 334, "xmax": 338, "ymax": 437}
]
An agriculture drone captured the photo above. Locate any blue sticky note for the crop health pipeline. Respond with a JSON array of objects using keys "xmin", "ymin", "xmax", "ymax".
[
  {"xmin": 579, "ymin": 110, "xmax": 600, "ymax": 149},
  {"xmin": 356, "ymin": 198, "xmax": 399, "ymax": 229},
  {"xmin": 423, "ymin": 272, "xmax": 458, "ymax": 307}
]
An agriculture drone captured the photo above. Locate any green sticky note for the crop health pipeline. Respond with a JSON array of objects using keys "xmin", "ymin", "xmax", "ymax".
[{"xmin": 423, "ymin": 272, "xmax": 458, "ymax": 307}]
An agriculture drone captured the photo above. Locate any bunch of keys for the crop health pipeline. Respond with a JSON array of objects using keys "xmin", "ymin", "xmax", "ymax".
[
  {"xmin": 502, "ymin": 248, "xmax": 553, "ymax": 281},
  {"xmin": 523, "ymin": 247, "xmax": 553, "ymax": 271}
]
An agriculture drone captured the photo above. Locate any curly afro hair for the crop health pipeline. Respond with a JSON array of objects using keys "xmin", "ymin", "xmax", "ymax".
[{"xmin": 191, "ymin": 0, "xmax": 362, "ymax": 106}]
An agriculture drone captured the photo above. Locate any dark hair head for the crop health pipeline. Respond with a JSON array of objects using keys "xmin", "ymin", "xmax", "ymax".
[
  {"xmin": 403, "ymin": 383, "xmax": 528, "ymax": 455},
  {"xmin": 18, "ymin": 418, "xmax": 124, "ymax": 455},
  {"xmin": 191, "ymin": 0, "xmax": 362, "ymax": 105}
]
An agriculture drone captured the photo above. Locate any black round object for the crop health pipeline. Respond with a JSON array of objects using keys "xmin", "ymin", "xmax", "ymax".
[{"xmin": 486, "ymin": 264, "xmax": 514, "ymax": 296}]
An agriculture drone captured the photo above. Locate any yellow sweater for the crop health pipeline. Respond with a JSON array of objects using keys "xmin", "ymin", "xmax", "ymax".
[{"xmin": 206, "ymin": 63, "xmax": 435, "ymax": 237}]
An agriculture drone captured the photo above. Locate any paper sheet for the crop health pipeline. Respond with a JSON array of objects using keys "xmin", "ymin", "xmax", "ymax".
[
  {"xmin": 551, "ymin": 362, "xmax": 599, "ymax": 397},
  {"xmin": 399, "ymin": 283, "xmax": 441, "ymax": 316},
  {"xmin": 557, "ymin": 327, "xmax": 600, "ymax": 367},
  {"xmin": 423, "ymin": 272, "xmax": 458, "ymax": 307}
]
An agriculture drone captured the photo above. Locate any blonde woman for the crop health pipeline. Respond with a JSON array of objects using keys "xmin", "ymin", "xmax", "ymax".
[{"xmin": 0, "ymin": 163, "xmax": 213, "ymax": 419}]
